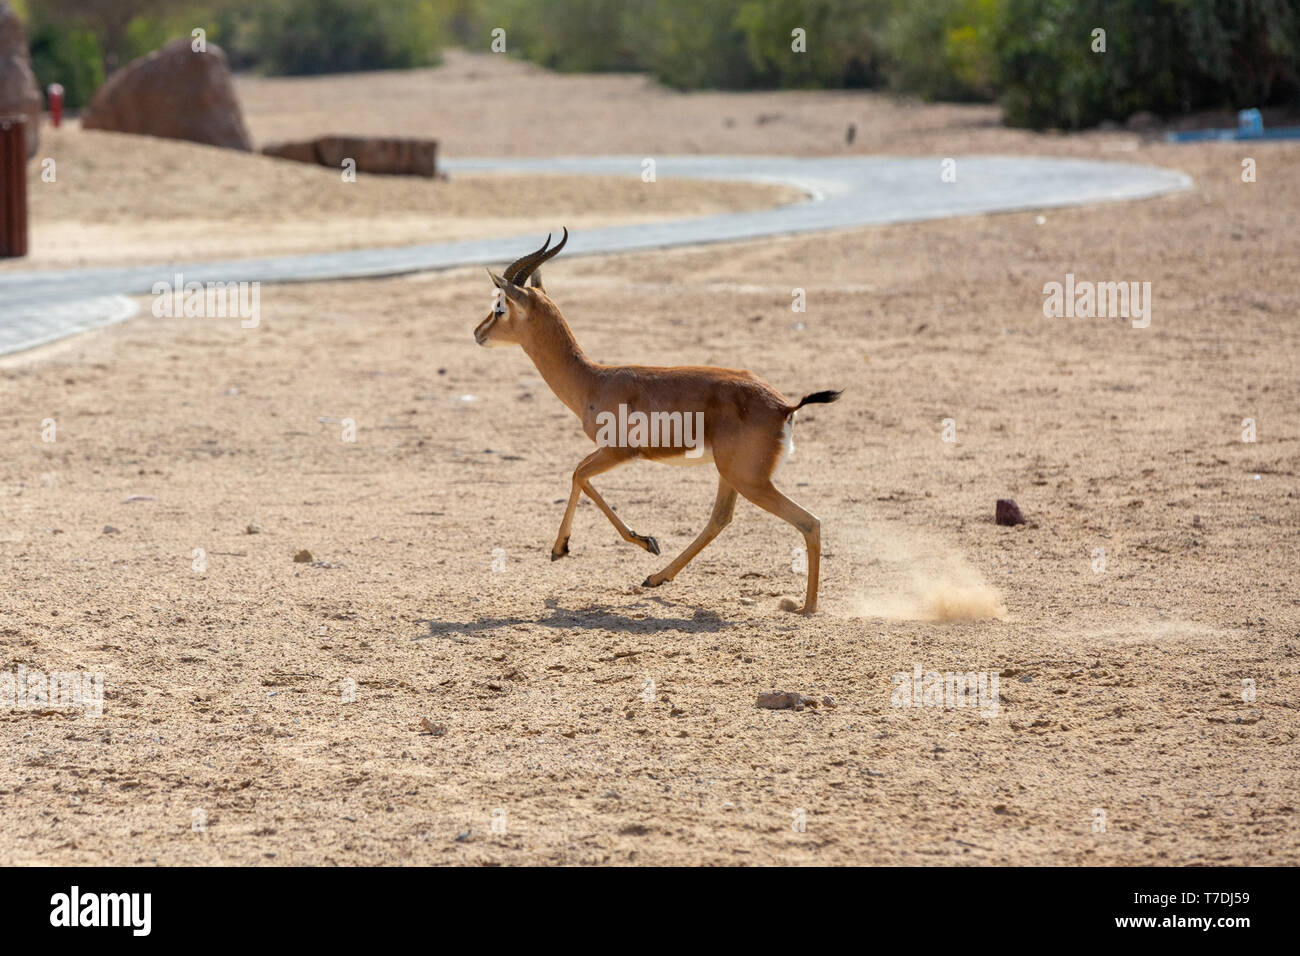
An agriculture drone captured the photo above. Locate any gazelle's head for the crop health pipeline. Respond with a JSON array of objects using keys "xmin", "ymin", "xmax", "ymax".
[{"xmin": 475, "ymin": 228, "xmax": 568, "ymax": 349}]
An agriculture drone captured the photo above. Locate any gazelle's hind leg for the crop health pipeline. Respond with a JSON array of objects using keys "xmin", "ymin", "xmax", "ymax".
[
  {"xmin": 552, "ymin": 446, "xmax": 660, "ymax": 560},
  {"xmin": 643, "ymin": 477, "xmax": 737, "ymax": 588},
  {"xmin": 731, "ymin": 478, "xmax": 822, "ymax": 614}
]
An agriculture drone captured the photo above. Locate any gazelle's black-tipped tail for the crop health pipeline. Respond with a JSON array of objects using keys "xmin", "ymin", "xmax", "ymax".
[{"xmin": 791, "ymin": 389, "xmax": 843, "ymax": 412}]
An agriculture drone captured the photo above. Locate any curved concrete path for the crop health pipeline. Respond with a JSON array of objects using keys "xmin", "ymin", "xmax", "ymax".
[{"xmin": 0, "ymin": 155, "xmax": 1190, "ymax": 355}]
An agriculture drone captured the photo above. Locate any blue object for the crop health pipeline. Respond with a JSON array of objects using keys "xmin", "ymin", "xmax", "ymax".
[
  {"xmin": 1238, "ymin": 108, "xmax": 1264, "ymax": 137},
  {"xmin": 1166, "ymin": 112, "xmax": 1300, "ymax": 143}
]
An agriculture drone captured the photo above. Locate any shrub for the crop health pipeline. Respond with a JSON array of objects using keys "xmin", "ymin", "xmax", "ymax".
[
  {"xmin": 27, "ymin": 24, "xmax": 105, "ymax": 110},
  {"xmin": 997, "ymin": 0, "xmax": 1300, "ymax": 129},
  {"xmin": 735, "ymin": 0, "xmax": 888, "ymax": 89},
  {"xmin": 623, "ymin": 0, "xmax": 757, "ymax": 89},
  {"xmin": 466, "ymin": 0, "xmax": 643, "ymax": 73},
  {"xmin": 249, "ymin": 0, "xmax": 442, "ymax": 75},
  {"xmin": 882, "ymin": 0, "xmax": 1001, "ymax": 101}
]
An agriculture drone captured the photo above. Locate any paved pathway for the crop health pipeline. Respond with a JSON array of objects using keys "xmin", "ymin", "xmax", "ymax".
[{"xmin": 0, "ymin": 155, "xmax": 1190, "ymax": 355}]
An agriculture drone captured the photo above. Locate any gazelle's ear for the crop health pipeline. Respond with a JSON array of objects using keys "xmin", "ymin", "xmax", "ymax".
[
  {"xmin": 529, "ymin": 270, "xmax": 545, "ymax": 292},
  {"xmin": 487, "ymin": 269, "xmax": 530, "ymax": 307}
]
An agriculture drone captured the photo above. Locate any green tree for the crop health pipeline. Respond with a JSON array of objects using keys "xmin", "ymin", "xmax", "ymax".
[
  {"xmin": 249, "ymin": 0, "xmax": 442, "ymax": 75},
  {"xmin": 882, "ymin": 0, "xmax": 1002, "ymax": 101},
  {"xmin": 734, "ymin": 0, "xmax": 889, "ymax": 88},
  {"xmin": 997, "ymin": 0, "xmax": 1300, "ymax": 129},
  {"xmin": 27, "ymin": 23, "xmax": 105, "ymax": 109},
  {"xmin": 36, "ymin": 0, "xmax": 167, "ymax": 72}
]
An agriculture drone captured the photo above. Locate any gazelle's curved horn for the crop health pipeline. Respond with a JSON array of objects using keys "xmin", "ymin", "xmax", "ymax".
[
  {"xmin": 503, "ymin": 234, "xmax": 551, "ymax": 284},
  {"xmin": 512, "ymin": 227, "xmax": 568, "ymax": 285}
]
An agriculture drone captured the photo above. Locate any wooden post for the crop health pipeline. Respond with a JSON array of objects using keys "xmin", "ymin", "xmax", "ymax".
[{"xmin": 0, "ymin": 115, "xmax": 28, "ymax": 258}]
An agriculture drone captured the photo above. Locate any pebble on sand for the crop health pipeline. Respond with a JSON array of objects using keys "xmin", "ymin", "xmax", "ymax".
[
  {"xmin": 757, "ymin": 691, "xmax": 818, "ymax": 712},
  {"xmin": 995, "ymin": 498, "xmax": 1026, "ymax": 525}
]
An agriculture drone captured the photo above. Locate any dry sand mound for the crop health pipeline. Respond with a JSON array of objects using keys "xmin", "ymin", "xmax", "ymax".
[{"xmin": 11, "ymin": 125, "xmax": 800, "ymax": 269}]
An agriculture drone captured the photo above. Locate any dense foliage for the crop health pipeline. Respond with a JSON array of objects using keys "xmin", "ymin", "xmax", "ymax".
[{"xmin": 19, "ymin": 0, "xmax": 1300, "ymax": 127}]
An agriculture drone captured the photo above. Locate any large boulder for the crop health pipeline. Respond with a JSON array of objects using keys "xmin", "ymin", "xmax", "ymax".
[
  {"xmin": 82, "ymin": 38, "xmax": 251, "ymax": 151},
  {"xmin": 0, "ymin": 1, "xmax": 41, "ymax": 158}
]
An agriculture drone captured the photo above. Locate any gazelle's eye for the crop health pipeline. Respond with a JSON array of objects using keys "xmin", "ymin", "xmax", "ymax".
[{"xmin": 491, "ymin": 290, "xmax": 506, "ymax": 316}]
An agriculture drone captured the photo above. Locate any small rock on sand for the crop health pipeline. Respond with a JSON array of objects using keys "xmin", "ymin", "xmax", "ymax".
[
  {"xmin": 757, "ymin": 691, "xmax": 818, "ymax": 711},
  {"xmin": 995, "ymin": 498, "xmax": 1025, "ymax": 525},
  {"xmin": 293, "ymin": 549, "xmax": 313, "ymax": 563}
]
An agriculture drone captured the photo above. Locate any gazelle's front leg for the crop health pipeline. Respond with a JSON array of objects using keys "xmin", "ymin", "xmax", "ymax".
[{"xmin": 552, "ymin": 446, "xmax": 660, "ymax": 560}]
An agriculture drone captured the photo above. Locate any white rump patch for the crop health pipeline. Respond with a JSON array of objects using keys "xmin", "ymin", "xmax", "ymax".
[{"xmin": 777, "ymin": 418, "xmax": 794, "ymax": 470}]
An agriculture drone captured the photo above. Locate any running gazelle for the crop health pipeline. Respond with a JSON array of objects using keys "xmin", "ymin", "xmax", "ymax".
[{"xmin": 473, "ymin": 229, "xmax": 842, "ymax": 613}]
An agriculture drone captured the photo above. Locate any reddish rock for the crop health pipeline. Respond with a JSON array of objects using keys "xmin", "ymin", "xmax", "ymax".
[
  {"xmin": 757, "ymin": 691, "xmax": 818, "ymax": 711},
  {"xmin": 262, "ymin": 135, "xmax": 438, "ymax": 177},
  {"xmin": 313, "ymin": 136, "xmax": 434, "ymax": 177},
  {"xmin": 0, "ymin": 2, "xmax": 41, "ymax": 157},
  {"xmin": 82, "ymin": 38, "xmax": 251, "ymax": 151},
  {"xmin": 261, "ymin": 139, "xmax": 318, "ymax": 165},
  {"xmin": 995, "ymin": 498, "xmax": 1025, "ymax": 525}
]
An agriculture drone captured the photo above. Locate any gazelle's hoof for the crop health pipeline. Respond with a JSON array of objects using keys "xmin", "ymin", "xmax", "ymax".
[
  {"xmin": 550, "ymin": 538, "xmax": 570, "ymax": 562},
  {"xmin": 779, "ymin": 597, "xmax": 816, "ymax": 614},
  {"xmin": 633, "ymin": 534, "xmax": 660, "ymax": 556},
  {"xmin": 642, "ymin": 575, "xmax": 664, "ymax": 588}
]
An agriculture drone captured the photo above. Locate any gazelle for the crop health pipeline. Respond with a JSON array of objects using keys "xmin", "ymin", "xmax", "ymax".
[{"xmin": 473, "ymin": 229, "xmax": 842, "ymax": 613}]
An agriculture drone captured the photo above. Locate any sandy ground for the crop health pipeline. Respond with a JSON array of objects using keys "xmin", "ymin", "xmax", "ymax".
[
  {"xmin": 235, "ymin": 48, "xmax": 1300, "ymax": 159},
  {"xmin": 236, "ymin": 48, "xmax": 1086, "ymax": 157},
  {"xmin": 1, "ymin": 52, "xmax": 1297, "ymax": 866},
  {"xmin": 8, "ymin": 125, "xmax": 799, "ymax": 269}
]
